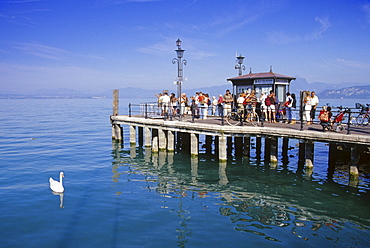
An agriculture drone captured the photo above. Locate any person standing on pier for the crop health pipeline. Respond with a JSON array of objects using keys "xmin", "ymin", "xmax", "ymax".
[
  {"xmin": 285, "ymin": 92, "xmax": 294, "ymax": 124},
  {"xmin": 259, "ymin": 92, "xmax": 267, "ymax": 121},
  {"xmin": 160, "ymin": 92, "xmax": 171, "ymax": 116},
  {"xmin": 245, "ymin": 90, "xmax": 257, "ymax": 113},
  {"xmin": 304, "ymin": 91, "xmax": 312, "ymax": 124},
  {"xmin": 217, "ymin": 94, "xmax": 224, "ymax": 116},
  {"xmin": 180, "ymin": 93, "xmax": 188, "ymax": 116},
  {"xmin": 223, "ymin": 89, "xmax": 233, "ymax": 116},
  {"xmin": 237, "ymin": 93, "xmax": 245, "ymax": 113},
  {"xmin": 310, "ymin": 91, "xmax": 319, "ymax": 124},
  {"xmin": 266, "ymin": 91, "xmax": 277, "ymax": 122},
  {"xmin": 212, "ymin": 96, "xmax": 217, "ymax": 116},
  {"xmin": 203, "ymin": 93, "xmax": 209, "ymax": 119},
  {"xmin": 170, "ymin": 93, "xmax": 177, "ymax": 116}
]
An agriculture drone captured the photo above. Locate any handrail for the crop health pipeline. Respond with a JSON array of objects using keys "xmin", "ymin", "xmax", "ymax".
[{"xmin": 124, "ymin": 102, "xmax": 370, "ymax": 134}]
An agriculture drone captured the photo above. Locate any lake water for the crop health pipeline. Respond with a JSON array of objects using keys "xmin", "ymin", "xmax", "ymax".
[{"xmin": 0, "ymin": 98, "xmax": 369, "ymax": 248}]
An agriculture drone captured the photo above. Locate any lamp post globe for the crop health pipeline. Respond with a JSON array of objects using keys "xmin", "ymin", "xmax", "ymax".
[{"xmin": 235, "ymin": 54, "xmax": 246, "ymax": 76}]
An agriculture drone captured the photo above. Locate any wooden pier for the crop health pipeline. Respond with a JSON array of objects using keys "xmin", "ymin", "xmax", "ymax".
[{"xmin": 110, "ymin": 90, "xmax": 370, "ymax": 185}]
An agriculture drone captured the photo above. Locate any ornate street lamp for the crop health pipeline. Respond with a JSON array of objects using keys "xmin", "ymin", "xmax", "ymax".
[
  {"xmin": 172, "ymin": 39, "xmax": 187, "ymax": 100},
  {"xmin": 235, "ymin": 54, "xmax": 245, "ymax": 76}
]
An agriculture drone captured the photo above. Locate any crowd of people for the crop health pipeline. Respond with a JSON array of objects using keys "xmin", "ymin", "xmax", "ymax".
[{"xmin": 155, "ymin": 89, "xmax": 312, "ymax": 124}]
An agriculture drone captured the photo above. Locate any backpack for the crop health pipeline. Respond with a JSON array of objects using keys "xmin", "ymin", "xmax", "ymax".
[
  {"xmin": 265, "ymin": 97, "xmax": 271, "ymax": 106},
  {"xmin": 319, "ymin": 111, "xmax": 329, "ymax": 122}
]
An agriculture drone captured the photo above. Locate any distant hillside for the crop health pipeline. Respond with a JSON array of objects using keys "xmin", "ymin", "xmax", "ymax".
[
  {"xmin": 2, "ymin": 83, "xmax": 370, "ymax": 100},
  {"xmin": 103, "ymin": 85, "xmax": 231, "ymax": 99},
  {"xmin": 318, "ymin": 85, "xmax": 370, "ymax": 99}
]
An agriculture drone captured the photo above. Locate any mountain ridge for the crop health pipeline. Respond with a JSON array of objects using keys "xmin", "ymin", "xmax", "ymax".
[{"xmin": 1, "ymin": 83, "xmax": 369, "ymax": 99}]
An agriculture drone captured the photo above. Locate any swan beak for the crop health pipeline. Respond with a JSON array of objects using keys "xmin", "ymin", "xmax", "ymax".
[{"xmin": 62, "ymin": 174, "xmax": 65, "ymax": 177}]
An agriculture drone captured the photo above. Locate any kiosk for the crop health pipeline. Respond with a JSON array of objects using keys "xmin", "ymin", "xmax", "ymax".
[{"xmin": 227, "ymin": 67, "xmax": 296, "ymax": 102}]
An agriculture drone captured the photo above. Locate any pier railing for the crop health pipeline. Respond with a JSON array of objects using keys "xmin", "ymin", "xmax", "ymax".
[{"xmin": 127, "ymin": 102, "xmax": 369, "ymax": 134}]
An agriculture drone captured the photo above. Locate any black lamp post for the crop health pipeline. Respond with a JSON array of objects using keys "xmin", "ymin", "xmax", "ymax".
[
  {"xmin": 235, "ymin": 54, "xmax": 245, "ymax": 76},
  {"xmin": 172, "ymin": 39, "xmax": 187, "ymax": 100}
]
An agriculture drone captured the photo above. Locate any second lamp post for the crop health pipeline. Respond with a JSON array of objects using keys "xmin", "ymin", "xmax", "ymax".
[{"xmin": 172, "ymin": 39, "xmax": 187, "ymax": 100}]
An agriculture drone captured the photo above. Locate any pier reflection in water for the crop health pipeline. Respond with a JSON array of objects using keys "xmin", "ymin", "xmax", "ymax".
[{"xmin": 111, "ymin": 139, "xmax": 370, "ymax": 247}]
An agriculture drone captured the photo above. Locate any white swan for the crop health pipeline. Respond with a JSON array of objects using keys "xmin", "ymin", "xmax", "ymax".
[{"xmin": 49, "ymin": 172, "xmax": 64, "ymax": 193}]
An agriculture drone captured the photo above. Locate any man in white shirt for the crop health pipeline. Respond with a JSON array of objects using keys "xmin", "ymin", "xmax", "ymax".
[
  {"xmin": 160, "ymin": 92, "xmax": 171, "ymax": 116},
  {"xmin": 310, "ymin": 91, "xmax": 319, "ymax": 123}
]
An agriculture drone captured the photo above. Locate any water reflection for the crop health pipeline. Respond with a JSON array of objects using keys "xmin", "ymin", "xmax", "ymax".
[
  {"xmin": 51, "ymin": 191, "xmax": 64, "ymax": 209},
  {"xmin": 111, "ymin": 143, "xmax": 370, "ymax": 246}
]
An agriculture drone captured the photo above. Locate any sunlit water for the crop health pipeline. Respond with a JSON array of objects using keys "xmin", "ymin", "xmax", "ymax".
[{"xmin": 0, "ymin": 98, "xmax": 369, "ymax": 248}]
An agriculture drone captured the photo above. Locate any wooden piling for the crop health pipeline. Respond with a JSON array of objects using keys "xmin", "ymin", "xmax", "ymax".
[
  {"xmin": 243, "ymin": 136, "xmax": 251, "ymax": 157},
  {"xmin": 158, "ymin": 129, "xmax": 166, "ymax": 150},
  {"xmin": 167, "ymin": 131, "xmax": 175, "ymax": 152},
  {"xmin": 234, "ymin": 137, "xmax": 244, "ymax": 156},
  {"xmin": 219, "ymin": 134, "xmax": 227, "ymax": 161},
  {"xmin": 152, "ymin": 136, "xmax": 158, "ymax": 153},
  {"xmin": 349, "ymin": 145, "xmax": 360, "ymax": 187},
  {"xmin": 129, "ymin": 125, "xmax": 136, "ymax": 145},
  {"xmin": 144, "ymin": 126, "xmax": 151, "ymax": 147},
  {"xmin": 190, "ymin": 133, "xmax": 199, "ymax": 157},
  {"xmin": 138, "ymin": 127, "xmax": 143, "ymax": 147},
  {"xmin": 111, "ymin": 89, "xmax": 122, "ymax": 140},
  {"xmin": 255, "ymin": 136, "xmax": 262, "ymax": 160},
  {"xmin": 113, "ymin": 89, "xmax": 119, "ymax": 116},
  {"xmin": 205, "ymin": 135, "xmax": 213, "ymax": 154},
  {"xmin": 305, "ymin": 140, "xmax": 314, "ymax": 168},
  {"xmin": 270, "ymin": 136, "xmax": 278, "ymax": 164},
  {"xmin": 112, "ymin": 124, "xmax": 122, "ymax": 141}
]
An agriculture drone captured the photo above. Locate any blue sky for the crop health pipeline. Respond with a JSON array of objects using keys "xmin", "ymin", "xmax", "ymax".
[{"xmin": 1, "ymin": 0, "xmax": 370, "ymax": 94}]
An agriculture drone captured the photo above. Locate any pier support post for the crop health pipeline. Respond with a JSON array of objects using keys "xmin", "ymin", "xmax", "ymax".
[
  {"xmin": 282, "ymin": 137, "xmax": 289, "ymax": 165},
  {"xmin": 349, "ymin": 145, "xmax": 360, "ymax": 187},
  {"xmin": 190, "ymin": 133, "xmax": 199, "ymax": 157},
  {"xmin": 112, "ymin": 124, "xmax": 123, "ymax": 141},
  {"xmin": 167, "ymin": 131, "xmax": 175, "ymax": 152},
  {"xmin": 234, "ymin": 137, "xmax": 243, "ymax": 156},
  {"xmin": 328, "ymin": 142, "xmax": 337, "ymax": 181},
  {"xmin": 243, "ymin": 136, "xmax": 251, "ymax": 157},
  {"xmin": 129, "ymin": 125, "xmax": 136, "ymax": 145},
  {"xmin": 270, "ymin": 136, "xmax": 278, "ymax": 165},
  {"xmin": 152, "ymin": 136, "xmax": 158, "ymax": 153},
  {"xmin": 138, "ymin": 127, "xmax": 143, "ymax": 147},
  {"xmin": 305, "ymin": 140, "xmax": 314, "ymax": 169},
  {"xmin": 264, "ymin": 137, "xmax": 271, "ymax": 163},
  {"xmin": 227, "ymin": 137, "xmax": 233, "ymax": 155},
  {"xmin": 144, "ymin": 126, "xmax": 151, "ymax": 147},
  {"xmin": 255, "ymin": 136, "xmax": 262, "ymax": 160},
  {"xmin": 205, "ymin": 135, "xmax": 213, "ymax": 154},
  {"xmin": 158, "ymin": 129, "xmax": 166, "ymax": 150},
  {"xmin": 214, "ymin": 136, "xmax": 219, "ymax": 156},
  {"xmin": 298, "ymin": 139, "xmax": 306, "ymax": 171},
  {"xmin": 219, "ymin": 134, "xmax": 227, "ymax": 161}
]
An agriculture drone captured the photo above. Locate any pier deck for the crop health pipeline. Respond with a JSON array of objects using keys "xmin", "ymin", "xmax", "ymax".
[{"xmin": 111, "ymin": 115, "xmax": 370, "ymax": 146}]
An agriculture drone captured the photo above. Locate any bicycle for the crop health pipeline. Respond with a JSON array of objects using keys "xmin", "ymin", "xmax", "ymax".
[
  {"xmin": 225, "ymin": 107, "xmax": 259, "ymax": 126},
  {"xmin": 324, "ymin": 106, "xmax": 350, "ymax": 132},
  {"xmin": 354, "ymin": 103, "xmax": 370, "ymax": 126}
]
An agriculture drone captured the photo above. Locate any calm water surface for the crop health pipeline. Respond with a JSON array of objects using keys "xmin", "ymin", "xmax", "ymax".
[{"xmin": 0, "ymin": 99, "xmax": 369, "ymax": 248}]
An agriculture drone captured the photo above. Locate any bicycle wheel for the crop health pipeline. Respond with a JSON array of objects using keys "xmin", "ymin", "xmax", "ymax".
[
  {"xmin": 357, "ymin": 114, "xmax": 369, "ymax": 126},
  {"xmin": 226, "ymin": 112, "xmax": 241, "ymax": 126},
  {"xmin": 349, "ymin": 115, "xmax": 357, "ymax": 126},
  {"xmin": 362, "ymin": 116, "xmax": 369, "ymax": 126},
  {"xmin": 246, "ymin": 112, "xmax": 260, "ymax": 126}
]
